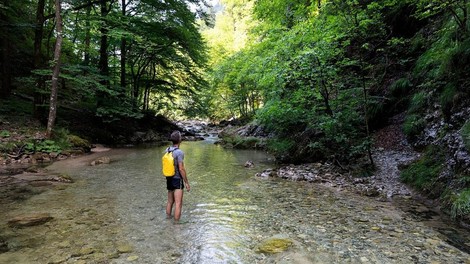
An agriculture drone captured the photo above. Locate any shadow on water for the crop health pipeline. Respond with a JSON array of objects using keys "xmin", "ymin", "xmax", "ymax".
[{"xmin": 392, "ymin": 196, "xmax": 470, "ymax": 255}]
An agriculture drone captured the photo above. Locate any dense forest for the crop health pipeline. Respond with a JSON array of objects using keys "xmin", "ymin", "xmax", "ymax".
[{"xmin": 1, "ymin": 1, "xmax": 470, "ymax": 220}]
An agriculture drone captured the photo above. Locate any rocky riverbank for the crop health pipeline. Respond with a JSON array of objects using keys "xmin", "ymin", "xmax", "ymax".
[{"xmin": 255, "ymin": 149, "xmax": 419, "ymax": 200}]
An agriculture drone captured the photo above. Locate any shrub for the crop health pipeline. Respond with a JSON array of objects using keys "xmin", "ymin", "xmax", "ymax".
[
  {"xmin": 25, "ymin": 140, "xmax": 62, "ymax": 153},
  {"xmin": 439, "ymin": 83, "xmax": 457, "ymax": 112},
  {"xmin": 0, "ymin": 130, "xmax": 10, "ymax": 138},
  {"xmin": 451, "ymin": 188, "xmax": 470, "ymax": 219},
  {"xmin": 221, "ymin": 135, "xmax": 263, "ymax": 150},
  {"xmin": 390, "ymin": 78, "xmax": 412, "ymax": 97},
  {"xmin": 52, "ymin": 128, "xmax": 72, "ymax": 151},
  {"xmin": 408, "ymin": 91, "xmax": 427, "ymax": 113},
  {"xmin": 266, "ymin": 138, "xmax": 296, "ymax": 162},
  {"xmin": 403, "ymin": 113, "xmax": 426, "ymax": 137},
  {"xmin": 0, "ymin": 142, "xmax": 17, "ymax": 153},
  {"xmin": 401, "ymin": 146, "xmax": 444, "ymax": 191}
]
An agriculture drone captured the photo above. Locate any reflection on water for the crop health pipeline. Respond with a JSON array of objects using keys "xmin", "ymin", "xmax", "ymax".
[{"xmin": 0, "ymin": 141, "xmax": 469, "ymax": 263}]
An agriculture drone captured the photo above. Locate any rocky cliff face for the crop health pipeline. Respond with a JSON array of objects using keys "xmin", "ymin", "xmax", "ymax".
[
  {"xmin": 414, "ymin": 102, "xmax": 470, "ymax": 180},
  {"xmin": 403, "ymin": 96, "xmax": 470, "ymax": 222}
]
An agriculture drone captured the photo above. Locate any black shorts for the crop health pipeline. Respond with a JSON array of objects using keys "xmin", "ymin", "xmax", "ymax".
[{"xmin": 166, "ymin": 177, "xmax": 184, "ymax": 191}]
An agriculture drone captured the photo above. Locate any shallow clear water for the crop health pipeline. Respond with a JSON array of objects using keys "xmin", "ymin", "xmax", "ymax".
[{"xmin": 1, "ymin": 141, "xmax": 469, "ymax": 263}]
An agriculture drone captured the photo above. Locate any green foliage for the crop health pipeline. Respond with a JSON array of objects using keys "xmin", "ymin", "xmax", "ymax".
[
  {"xmin": 266, "ymin": 138, "xmax": 296, "ymax": 158},
  {"xmin": 0, "ymin": 98, "xmax": 33, "ymax": 116},
  {"xmin": 0, "ymin": 142, "xmax": 17, "ymax": 153},
  {"xmin": 408, "ymin": 91, "xmax": 428, "ymax": 113},
  {"xmin": 68, "ymin": 134, "xmax": 91, "ymax": 152},
  {"xmin": 450, "ymin": 188, "xmax": 470, "ymax": 219},
  {"xmin": 403, "ymin": 114, "xmax": 426, "ymax": 138},
  {"xmin": 440, "ymin": 83, "xmax": 457, "ymax": 112},
  {"xmin": 51, "ymin": 128, "xmax": 72, "ymax": 151},
  {"xmin": 462, "ymin": 122, "xmax": 470, "ymax": 151},
  {"xmin": 390, "ymin": 78, "xmax": 412, "ymax": 97},
  {"xmin": 0, "ymin": 130, "xmax": 10, "ymax": 138},
  {"xmin": 401, "ymin": 146, "xmax": 444, "ymax": 191},
  {"xmin": 222, "ymin": 135, "xmax": 263, "ymax": 149},
  {"xmin": 25, "ymin": 140, "xmax": 62, "ymax": 154}
]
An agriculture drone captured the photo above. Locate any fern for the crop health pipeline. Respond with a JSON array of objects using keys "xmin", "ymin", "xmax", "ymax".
[
  {"xmin": 408, "ymin": 91, "xmax": 427, "ymax": 114},
  {"xmin": 451, "ymin": 188, "xmax": 470, "ymax": 219}
]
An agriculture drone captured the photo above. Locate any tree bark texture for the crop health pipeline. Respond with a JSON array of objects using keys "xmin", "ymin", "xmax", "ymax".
[
  {"xmin": 46, "ymin": 0, "xmax": 63, "ymax": 138},
  {"xmin": 0, "ymin": 4, "xmax": 12, "ymax": 98},
  {"xmin": 33, "ymin": 0, "xmax": 46, "ymax": 118},
  {"xmin": 120, "ymin": 0, "xmax": 127, "ymax": 90}
]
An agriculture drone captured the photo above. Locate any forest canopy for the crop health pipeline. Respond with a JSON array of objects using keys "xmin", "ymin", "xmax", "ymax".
[
  {"xmin": 0, "ymin": 0, "xmax": 208, "ymax": 123},
  {"xmin": 1, "ymin": 0, "xmax": 470, "ymax": 164}
]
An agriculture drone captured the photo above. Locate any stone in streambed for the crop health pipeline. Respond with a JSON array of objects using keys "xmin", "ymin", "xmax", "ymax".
[
  {"xmin": 116, "ymin": 243, "xmax": 134, "ymax": 253},
  {"xmin": 8, "ymin": 213, "xmax": 53, "ymax": 228},
  {"xmin": 127, "ymin": 255, "xmax": 139, "ymax": 261},
  {"xmin": 90, "ymin": 156, "xmax": 110, "ymax": 166},
  {"xmin": 256, "ymin": 237, "xmax": 293, "ymax": 254}
]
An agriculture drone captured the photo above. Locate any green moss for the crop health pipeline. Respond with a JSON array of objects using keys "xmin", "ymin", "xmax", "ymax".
[
  {"xmin": 450, "ymin": 188, "xmax": 470, "ymax": 219},
  {"xmin": 462, "ymin": 122, "xmax": 470, "ymax": 151},
  {"xmin": 68, "ymin": 135, "xmax": 91, "ymax": 151},
  {"xmin": 401, "ymin": 146, "xmax": 444, "ymax": 191},
  {"xmin": 256, "ymin": 238, "xmax": 293, "ymax": 254}
]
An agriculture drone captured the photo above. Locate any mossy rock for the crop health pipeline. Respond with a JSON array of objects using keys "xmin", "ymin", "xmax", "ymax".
[
  {"xmin": 68, "ymin": 135, "xmax": 91, "ymax": 152},
  {"xmin": 256, "ymin": 238, "xmax": 293, "ymax": 254}
]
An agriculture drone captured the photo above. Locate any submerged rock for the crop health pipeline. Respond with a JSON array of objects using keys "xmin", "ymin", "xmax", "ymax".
[
  {"xmin": 8, "ymin": 213, "xmax": 53, "ymax": 228},
  {"xmin": 256, "ymin": 237, "xmax": 293, "ymax": 254},
  {"xmin": 0, "ymin": 239, "xmax": 8, "ymax": 253},
  {"xmin": 245, "ymin": 160, "xmax": 254, "ymax": 168},
  {"xmin": 90, "ymin": 156, "xmax": 110, "ymax": 166}
]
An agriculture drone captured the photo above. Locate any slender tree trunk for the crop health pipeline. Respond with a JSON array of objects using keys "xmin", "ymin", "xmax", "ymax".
[
  {"xmin": 33, "ymin": 0, "xmax": 46, "ymax": 118},
  {"xmin": 361, "ymin": 62, "xmax": 374, "ymax": 166},
  {"xmin": 315, "ymin": 56, "xmax": 333, "ymax": 116},
  {"xmin": 120, "ymin": 0, "xmax": 127, "ymax": 90},
  {"xmin": 46, "ymin": 0, "xmax": 63, "ymax": 138},
  {"xmin": 0, "ymin": 6, "xmax": 12, "ymax": 99},
  {"xmin": 97, "ymin": 0, "xmax": 110, "ymax": 107},
  {"xmin": 99, "ymin": 0, "xmax": 109, "ymax": 85},
  {"xmin": 84, "ymin": 2, "xmax": 91, "ymax": 66}
]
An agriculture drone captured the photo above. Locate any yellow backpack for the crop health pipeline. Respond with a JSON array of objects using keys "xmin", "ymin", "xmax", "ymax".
[{"xmin": 162, "ymin": 148, "xmax": 176, "ymax": 177}]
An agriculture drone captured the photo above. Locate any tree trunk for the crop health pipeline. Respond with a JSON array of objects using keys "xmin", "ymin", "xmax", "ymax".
[
  {"xmin": 33, "ymin": 0, "xmax": 46, "ymax": 119},
  {"xmin": 361, "ymin": 61, "xmax": 374, "ymax": 166},
  {"xmin": 98, "ymin": 0, "xmax": 109, "ymax": 84},
  {"xmin": 120, "ymin": 0, "xmax": 127, "ymax": 90},
  {"xmin": 97, "ymin": 0, "xmax": 110, "ymax": 107},
  {"xmin": 84, "ymin": 2, "xmax": 91, "ymax": 66},
  {"xmin": 0, "ymin": 6, "xmax": 12, "ymax": 99},
  {"xmin": 46, "ymin": 0, "xmax": 63, "ymax": 138}
]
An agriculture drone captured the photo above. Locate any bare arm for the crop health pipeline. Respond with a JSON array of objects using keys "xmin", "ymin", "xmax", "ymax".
[{"xmin": 178, "ymin": 162, "xmax": 190, "ymax": 191}]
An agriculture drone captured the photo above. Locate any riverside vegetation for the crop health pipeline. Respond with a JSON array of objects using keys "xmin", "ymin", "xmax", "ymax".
[{"xmin": 1, "ymin": 0, "xmax": 470, "ymax": 237}]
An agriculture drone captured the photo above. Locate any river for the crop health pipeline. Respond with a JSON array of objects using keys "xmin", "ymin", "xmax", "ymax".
[{"xmin": 1, "ymin": 140, "xmax": 469, "ymax": 263}]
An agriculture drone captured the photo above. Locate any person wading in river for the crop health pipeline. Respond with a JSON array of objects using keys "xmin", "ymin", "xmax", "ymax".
[{"xmin": 165, "ymin": 131, "xmax": 190, "ymax": 223}]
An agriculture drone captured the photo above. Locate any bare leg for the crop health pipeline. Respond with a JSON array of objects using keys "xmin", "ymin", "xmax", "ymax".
[
  {"xmin": 166, "ymin": 191, "xmax": 174, "ymax": 218},
  {"xmin": 173, "ymin": 189, "xmax": 184, "ymax": 222}
]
